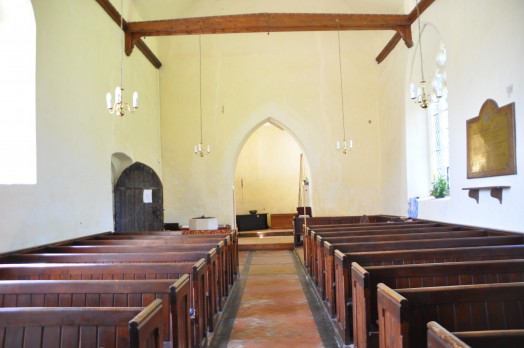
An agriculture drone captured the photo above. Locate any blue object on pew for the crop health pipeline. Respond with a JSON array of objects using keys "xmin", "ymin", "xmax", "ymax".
[{"xmin": 408, "ymin": 197, "xmax": 418, "ymax": 218}]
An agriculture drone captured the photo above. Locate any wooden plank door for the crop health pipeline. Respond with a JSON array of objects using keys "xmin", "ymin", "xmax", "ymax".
[{"xmin": 114, "ymin": 162, "xmax": 164, "ymax": 232}]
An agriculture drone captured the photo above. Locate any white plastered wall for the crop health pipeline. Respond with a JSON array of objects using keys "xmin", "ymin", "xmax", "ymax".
[
  {"xmin": 0, "ymin": 0, "xmax": 162, "ymax": 253},
  {"xmin": 381, "ymin": 0, "xmax": 524, "ymax": 233},
  {"xmin": 160, "ymin": 30, "xmax": 384, "ymax": 226}
]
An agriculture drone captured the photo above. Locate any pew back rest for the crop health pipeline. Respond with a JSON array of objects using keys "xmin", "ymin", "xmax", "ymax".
[
  {"xmin": 333, "ymin": 235, "xmax": 523, "ymax": 253},
  {"xmin": 6, "ymin": 251, "xmax": 212, "ymax": 264},
  {"xmin": 0, "ymin": 262, "xmax": 196, "ymax": 280},
  {"xmin": 44, "ymin": 243, "xmax": 218, "ymax": 253},
  {"xmin": 0, "ymin": 279, "xmax": 174, "ymax": 343},
  {"xmin": 0, "ymin": 298, "xmax": 164, "ymax": 348},
  {"xmin": 378, "ymin": 282, "xmax": 524, "ymax": 348},
  {"xmin": 347, "ymin": 244, "xmax": 524, "ymax": 267}
]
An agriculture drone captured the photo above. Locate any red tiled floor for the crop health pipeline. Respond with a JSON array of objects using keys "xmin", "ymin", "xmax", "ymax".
[{"xmin": 226, "ymin": 251, "xmax": 325, "ymax": 348}]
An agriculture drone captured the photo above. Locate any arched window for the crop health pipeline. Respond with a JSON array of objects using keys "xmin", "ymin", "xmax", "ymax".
[
  {"xmin": 428, "ymin": 44, "xmax": 449, "ymax": 186},
  {"xmin": 0, "ymin": 0, "xmax": 37, "ymax": 184}
]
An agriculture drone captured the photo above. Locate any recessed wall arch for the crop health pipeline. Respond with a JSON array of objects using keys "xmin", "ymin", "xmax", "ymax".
[
  {"xmin": 232, "ymin": 116, "xmax": 311, "ymax": 175},
  {"xmin": 233, "ymin": 116, "xmax": 311, "ymax": 218},
  {"xmin": 111, "ymin": 152, "xmax": 134, "ymax": 188}
]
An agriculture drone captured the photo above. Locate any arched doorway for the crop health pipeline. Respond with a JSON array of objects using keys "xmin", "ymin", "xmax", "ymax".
[{"xmin": 114, "ymin": 162, "xmax": 164, "ymax": 232}]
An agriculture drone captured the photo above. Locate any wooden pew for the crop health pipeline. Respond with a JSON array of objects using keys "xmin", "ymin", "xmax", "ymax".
[
  {"xmin": 352, "ymin": 259, "xmax": 524, "ymax": 348},
  {"xmin": 333, "ymin": 244, "xmax": 524, "ymax": 345},
  {"xmin": 293, "ymin": 215, "xmax": 405, "ymax": 246},
  {"xmin": 2, "ymin": 253, "xmax": 214, "ymax": 344},
  {"xmin": 317, "ymin": 229, "xmax": 516, "ymax": 319},
  {"xmin": 66, "ymin": 236, "xmax": 233, "ymax": 304},
  {"xmin": 303, "ymin": 220, "xmax": 433, "ymax": 268},
  {"xmin": 42, "ymin": 243, "xmax": 224, "ymax": 311},
  {"xmin": 0, "ymin": 262, "xmax": 206, "ymax": 348},
  {"xmin": 305, "ymin": 222, "xmax": 455, "ymax": 273},
  {"xmin": 315, "ymin": 228, "xmax": 491, "ymax": 296},
  {"xmin": 10, "ymin": 242, "xmax": 227, "ymax": 310},
  {"xmin": 0, "ymin": 278, "xmax": 185, "ymax": 348},
  {"xmin": 377, "ymin": 282, "xmax": 524, "ymax": 348},
  {"xmin": 85, "ymin": 233, "xmax": 237, "ymax": 296},
  {"xmin": 0, "ymin": 298, "xmax": 164, "ymax": 348},
  {"xmin": 427, "ymin": 321, "xmax": 524, "ymax": 348}
]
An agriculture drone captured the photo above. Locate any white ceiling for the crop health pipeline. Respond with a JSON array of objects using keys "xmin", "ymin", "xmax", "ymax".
[{"xmin": 127, "ymin": 0, "xmax": 408, "ymax": 22}]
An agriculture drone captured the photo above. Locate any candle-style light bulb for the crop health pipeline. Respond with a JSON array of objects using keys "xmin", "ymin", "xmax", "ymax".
[
  {"xmin": 115, "ymin": 86, "xmax": 122, "ymax": 104},
  {"xmin": 409, "ymin": 82, "xmax": 416, "ymax": 100},
  {"xmin": 106, "ymin": 92, "xmax": 112, "ymax": 109},
  {"xmin": 132, "ymin": 91, "xmax": 138, "ymax": 108}
]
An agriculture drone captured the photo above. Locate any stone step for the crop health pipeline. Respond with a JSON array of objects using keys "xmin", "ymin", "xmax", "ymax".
[{"xmin": 238, "ymin": 229, "xmax": 293, "ymax": 238}]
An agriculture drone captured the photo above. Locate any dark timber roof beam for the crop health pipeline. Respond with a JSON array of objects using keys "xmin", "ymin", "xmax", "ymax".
[{"xmin": 96, "ymin": 0, "xmax": 435, "ymax": 67}]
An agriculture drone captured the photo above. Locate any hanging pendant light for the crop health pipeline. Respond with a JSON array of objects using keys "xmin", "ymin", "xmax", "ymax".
[
  {"xmin": 334, "ymin": 18, "xmax": 353, "ymax": 155},
  {"xmin": 409, "ymin": 0, "xmax": 444, "ymax": 109},
  {"xmin": 106, "ymin": 0, "xmax": 138, "ymax": 117},
  {"xmin": 194, "ymin": 27, "xmax": 210, "ymax": 157}
]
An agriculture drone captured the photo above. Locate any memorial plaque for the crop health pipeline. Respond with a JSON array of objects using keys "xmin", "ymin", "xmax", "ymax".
[{"xmin": 467, "ymin": 99, "xmax": 516, "ymax": 178}]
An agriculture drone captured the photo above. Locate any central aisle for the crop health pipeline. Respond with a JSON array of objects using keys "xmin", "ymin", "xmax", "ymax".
[{"xmin": 210, "ymin": 250, "xmax": 338, "ymax": 348}]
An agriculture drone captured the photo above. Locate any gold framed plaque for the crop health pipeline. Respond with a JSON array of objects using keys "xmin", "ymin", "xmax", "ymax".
[{"xmin": 467, "ymin": 99, "xmax": 516, "ymax": 178}]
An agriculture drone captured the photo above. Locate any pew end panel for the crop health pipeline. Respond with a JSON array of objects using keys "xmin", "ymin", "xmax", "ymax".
[
  {"xmin": 129, "ymin": 298, "xmax": 165, "ymax": 348},
  {"xmin": 334, "ymin": 249, "xmax": 352, "ymax": 344},
  {"xmin": 170, "ymin": 274, "xmax": 192, "ymax": 348},
  {"xmin": 351, "ymin": 262, "xmax": 376, "ymax": 348},
  {"xmin": 192, "ymin": 258, "xmax": 208, "ymax": 347},
  {"xmin": 316, "ymin": 235, "xmax": 325, "ymax": 291},
  {"xmin": 324, "ymin": 241, "xmax": 336, "ymax": 316},
  {"xmin": 206, "ymin": 248, "xmax": 220, "ymax": 319},
  {"xmin": 376, "ymin": 283, "xmax": 409, "ymax": 348}
]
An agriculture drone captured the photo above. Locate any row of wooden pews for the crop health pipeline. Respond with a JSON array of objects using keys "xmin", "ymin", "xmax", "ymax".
[
  {"xmin": 293, "ymin": 215, "xmax": 404, "ymax": 246},
  {"xmin": 0, "ymin": 230, "xmax": 239, "ymax": 348},
  {"xmin": 300, "ymin": 217, "xmax": 524, "ymax": 347}
]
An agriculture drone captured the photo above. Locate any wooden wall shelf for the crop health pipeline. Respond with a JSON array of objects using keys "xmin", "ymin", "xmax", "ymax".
[{"xmin": 462, "ymin": 186, "xmax": 510, "ymax": 204}]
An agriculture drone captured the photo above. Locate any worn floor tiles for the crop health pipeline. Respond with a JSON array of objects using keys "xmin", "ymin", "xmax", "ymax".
[{"xmin": 210, "ymin": 250, "xmax": 337, "ymax": 348}]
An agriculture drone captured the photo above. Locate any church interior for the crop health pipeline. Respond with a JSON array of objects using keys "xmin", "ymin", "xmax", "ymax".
[{"xmin": 0, "ymin": 0, "xmax": 523, "ymax": 347}]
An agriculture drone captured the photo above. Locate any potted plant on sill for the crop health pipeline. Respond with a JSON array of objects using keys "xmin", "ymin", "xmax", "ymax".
[{"xmin": 430, "ymin": 176, "xmax": 449, "ymax": 199}]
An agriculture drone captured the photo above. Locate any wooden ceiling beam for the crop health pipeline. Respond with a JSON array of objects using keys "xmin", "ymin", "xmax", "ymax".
[
  {"xmin": 96, "ymin": 0, "xmax": 436, "ymax": 67},
  {"xmin": 127, "ymin": 13, "xmax": 410, "ymax": 36},
  {"xmin": 125, "ymin": 13, "xmax": 412, "ymax": 57},
  {"xmin": 95, "ymin": 0, "xmax": 162, "ymax": 69},
  {"xmin": 375, "ymin": 0, "xmax": 435, "ymax": 63}
]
